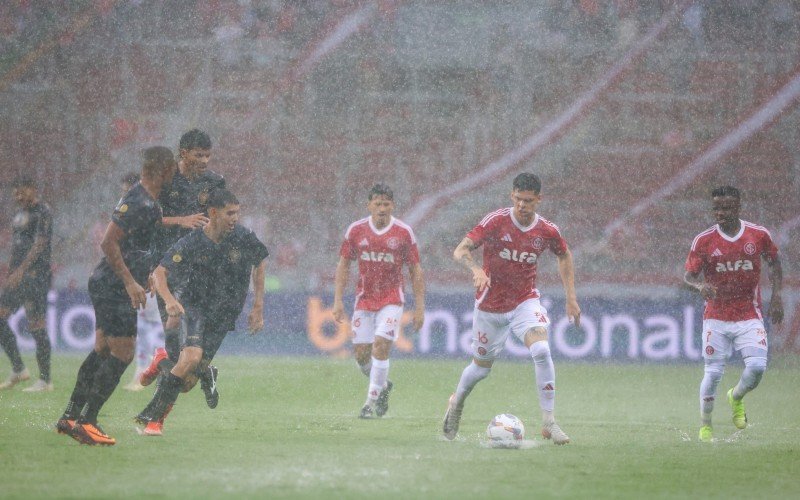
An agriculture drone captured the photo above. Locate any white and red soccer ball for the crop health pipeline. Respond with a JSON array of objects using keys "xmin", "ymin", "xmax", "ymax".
[{"xmin": 486, "ymin": 414, "xmax": 525, "ymax": 448}]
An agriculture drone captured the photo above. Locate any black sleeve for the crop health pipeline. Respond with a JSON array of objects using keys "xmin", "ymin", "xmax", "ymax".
[
  {"xmin": 244, "ymin": 230, "xmax": 269, "ymax": 266},
  {"xmin": 36, "ymin": 206, "xmax": 53, "ymax": 240},
  {"xmin": 111, "ymin": 197, "xmax": 146, "ymax": 234},
  {"xmin": 160, "ymin": 233, "xmax": 195, "ymax": 274}
]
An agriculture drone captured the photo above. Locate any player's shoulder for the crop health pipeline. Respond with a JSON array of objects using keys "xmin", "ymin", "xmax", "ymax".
[
  {"xmin": 390, "ymin": 217, "xmax": 417, "ymax": 239},
  {"xmin": 535, "ymin": 214, "xmax": 562, "ymax": 235},
  {"xmin": 201, "ymin": 170, "xmax": 225, "ymax": 186},
  {"xmin": 344, "ymin": 217, "xmax": 371, "ymax": 237},
  {"xmin": 741, "ymin": 220, "xmax": 773, "ymax": 238},
  {"xmin": 477, "ymin": 207, "xmax": 512, "ymax": 227},
  {"xmin": 690, "ymin": 225, "xmax": 718, "ymax": 249}
]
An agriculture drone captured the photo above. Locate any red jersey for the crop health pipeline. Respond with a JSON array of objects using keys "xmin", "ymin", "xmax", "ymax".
[
  {"xmin": 685, "ymin": 220, "xmax": 779, "ymax": 322},
  {"xmin": 340, "ymin": 216, "xmax": 420, "ymax": 311},
  {"xmin": 467, "ymin": 208, "xmax": 568, "ymax": 313}
]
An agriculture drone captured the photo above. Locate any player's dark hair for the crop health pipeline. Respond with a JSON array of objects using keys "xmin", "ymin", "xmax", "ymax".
[
  {"xmin": 179, "ymin": 129, "xmax": 212, "ymax": 151},
  {"xmin": 122, "ymin": 172, "xmax": 140, "ymax": 186},
  {"xmin": 11, "ymin": 176, "xmax": 36, "ymax": 189},
  {"xmin": 512, "ymin": 173, "xmax": 541, "ymax": 194},
  {"xmin": 141, "ymin": 146, "xmax": 176, "ymax": 179},
  {"xmin": 207, "ymin": 188, "xmax": 239, "ymax": 208},
  {"xmin": 368, "ymin": 183, "xmax": 393, "ymax": 201},
  {"xmin": 711, "ymin": 186, "xmax": 740, "ymax": 199}
]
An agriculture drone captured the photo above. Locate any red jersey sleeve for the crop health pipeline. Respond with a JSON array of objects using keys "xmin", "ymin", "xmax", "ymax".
[
  {"xmin": 406, "ymin": 239, "xmax": 420, "ymax": 265},
  {"xmin": 339, "ymin": 231, "xmax": 357, "ymax": 260},
  {"xmin": 548, "ymin": 224, "xmax": 568, "ymax": 256},
  {"xmin": 685, "ymin": 244, "xmax": 704, "ymax": 274},
  {"xmin": 466, "ymin": 219, "xmax": 491, "ymax": 247},
  {"xmin": 760, "ymin": 230, "xmax": 779, "ymax": 261}
]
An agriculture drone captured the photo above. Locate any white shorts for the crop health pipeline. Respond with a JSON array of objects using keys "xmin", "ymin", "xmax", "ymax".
[
  {"xmin": 471, "ymin": 298, "xmax": 550, "ymax": 361},
  {"xmin": 351, "ymin": 305, "xmax": 403, "ymax": 345},
  {"xmin": 702, "ymin": 318, "xmax": 768, "ymax": 361}
]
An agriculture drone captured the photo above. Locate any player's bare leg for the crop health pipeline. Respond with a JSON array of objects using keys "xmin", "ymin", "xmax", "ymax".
[{"xmin": 525, "ymin": 328, "xmax": 569, "ymax": 445}]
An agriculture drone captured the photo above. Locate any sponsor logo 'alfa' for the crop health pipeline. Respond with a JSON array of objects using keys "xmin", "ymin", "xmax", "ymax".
[
  {"xmin": 715, "ymin": 260, "xmax": 753, "ymax": 272},
  {"xmin": 499, "ymin": 248, "xmax": 537, "ymax": 264},
  {"xmin": 360, "ymin": 251, "xmax": 395, "ymax": 263}
]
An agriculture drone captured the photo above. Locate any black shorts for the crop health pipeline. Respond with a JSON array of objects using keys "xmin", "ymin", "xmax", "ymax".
[
  {"xmin": 88, "ymin": 279, "xmax": 137, "ymax": 338},
  {"xmin": 0, "ymin": 275, "xmax": 50, "ymax": 319},
  {"xmin": 180, "ymin": 307, "xmax": 234, "ymax": 362}
]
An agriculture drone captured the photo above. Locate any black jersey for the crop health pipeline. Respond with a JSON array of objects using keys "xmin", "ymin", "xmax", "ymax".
[
  {"xmin": 152, "ymin": 170, "xmax": 225, "ymax": 258},
  {"xmin": 161, "ymin": 225, "xmax": 268, "ymax": 319},
  {"xmin": 89, "ymin": 183, "xmax": 163, "ymax": 299},
  {"xmin": 10, "ymin": 201, "xmax": 53, "ymax": 278}
]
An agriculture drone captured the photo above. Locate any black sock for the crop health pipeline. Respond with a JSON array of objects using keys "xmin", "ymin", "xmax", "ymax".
[
  {"xmin": 80, "ymin": 355, "xmax": 129, "ymax": 423},
  {"xmin": 0, "ymin": 321, "xmax": 24, "ymax": 372},
  {"xmin": 164, "ymin": 327, "xmax": 181, "ymax": 363},
  {"xmin": 30, "ymin": 328, "xmax": 51, "ymax": 383},
  {"xmin": 63, "ymin": 350, "xmax": 104, "ymax": 419},
  {"xmin": 157, "ymin": 357, "xmax": 176, "ymax": 374},
  {"xmin": 140, "ymin": 372, "xmax": 183, "ymax": 422}
]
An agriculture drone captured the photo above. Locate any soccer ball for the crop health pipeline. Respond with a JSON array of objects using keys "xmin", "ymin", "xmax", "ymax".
[{"xmin": 486, "ymin": 414, "xmax": 525, "ymax": 448}]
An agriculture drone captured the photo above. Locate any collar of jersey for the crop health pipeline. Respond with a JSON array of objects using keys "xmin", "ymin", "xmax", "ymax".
[
  {"xmin": 715, "ymin": 220, "xmax": 745, "ymax": 242},
  {"xmin": 509, "ymin": 210, "xmax": 539, "ymax": 232},
  {"xmin": 368, "ymin": 216, "xmax": 395, "ymax": 235}
]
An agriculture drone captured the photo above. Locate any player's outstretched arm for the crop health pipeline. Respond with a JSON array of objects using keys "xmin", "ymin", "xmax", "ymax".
[
  {"xmin": 765, "ymin": 255, "xmax": 783, "ymax": 324},
  {"xmin": 152, "ymin": 265, "xmax": 184, "ymax": 317},
  {"xmin": 163, "ymin": 213, "xmax": 210, "ymax": 229},
  {"xmin": 408, "ymin": 262, "xmax": 426, "ymax": 332},
  {"xmin": 684, "ymin": 270, "xmax": 716, "ymax": 300},
  {"xmin": 333, "ymin": 257, "xmax": 352, "ymax": 323},
  {"xmin": 453, "ymin": 237, "xmax": 489, "ymax": 292},
  {"xmin": 247, "ymin": 259, "xmax": 267, "ymax": 334},
  {"xmin": 556, "ymin": 249, "xmax": 581, "ymax": 327},
  {"xmin": 101, "ymin": 221, "xmax": 146, "ymax": 310}
]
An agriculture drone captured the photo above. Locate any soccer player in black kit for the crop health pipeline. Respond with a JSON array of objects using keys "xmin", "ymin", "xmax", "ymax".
[
  {"xmin": 0, "ymin": 177, "xmax": 54, "ymax": 392},
  {"xmin": 56, "ymin": 146, "xmax": 176, "ymax": 446},
  {"xmin": 142, "ymin": 129, "xmax": 225, "ymax": 411},
  {"xmin": 135, "ymin": 188, "xmax": 267, "ymax": 436}
]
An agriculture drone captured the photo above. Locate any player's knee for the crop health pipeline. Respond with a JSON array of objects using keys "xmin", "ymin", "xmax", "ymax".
[
  {"xmin": 524, "ymin": 327, "xmax": 548, "ymax": 347},
  {"xmin": 528, "ymin": 340, "xmax": 551, "ymax": 364},
  {"xmin": 744, "ymin": 355, "xmax": 767, "ymax": 376},
  {"xmin": 703, "ymin": 358, "xmax": 725, "ymax": 378}
]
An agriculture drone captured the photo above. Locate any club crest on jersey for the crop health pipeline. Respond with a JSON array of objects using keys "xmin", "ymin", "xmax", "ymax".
[
  {"xmin": 360, "ymin": 251, "xmax": 395, "ymax": 263},
  {"xmin": 715, "ymin": 259, "xmax": 753, "ymax": 272},
  {"xmin": 387, "ymin": 237, "xmax": 400, "ymax": 250},
  {"xmin": 117, "ymin": 204, "xmax": 128, "ymax": 214},
  {"xmin": 532, "ymin": 237, "xmax": 544, "ymax": 250},
  {"xmin": 743, "ymin": 242, "xmax": 756, "ymax": 255},
  {"xmin": 229, "ymin": 248, "xmax": 241, "ymax": 264},
  {"xmin": 499, "ymin": 248, "xmax": 537, "ymax": 264},
  {"xmin": 198, "ymin": 190, "xmax": 210, "ymax": 206}
]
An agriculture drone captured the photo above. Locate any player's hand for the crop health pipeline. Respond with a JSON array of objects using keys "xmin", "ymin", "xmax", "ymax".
[
  {"xmin": 248, "ymin": 304, "xmax": 264, "ymax": 334},
  {"xmin": 146, "ymin": 273, "xmax": 157, "ymax": 297},
  {"xmin": 413, "ymin": 308, "xmax": 425, "ymax": 332},
  {"xmin": 125, "ymin": 281, "xmax": 148, "ymax": 310},
  {"xmin": 472, "ymin": 269, "xmax": 490, "ymax": 293},
  {"xmin": 333, "ymin": 301, "xmax": 345, "ymax": 323},
  {"xmin": 768, "ymin": 295, "xmax": 784, "ymax": 325},
  {"xmin": 180, "ymin": 213, "xmax": 210, "ymax": 229},
  {"xmin": 697, "ymin": 283, "xmax": 716, "ymax": 300},
  {"xmin": 566, "ymin": 298, "xmax": 581, "ymax": 327},
  {"xmin": 165, "ymin": 299, "xmax": 184, "ymax": 317}
]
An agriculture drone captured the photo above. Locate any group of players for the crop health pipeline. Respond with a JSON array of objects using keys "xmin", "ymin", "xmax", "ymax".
[{"xmin": 0, "ymin": 128, "xmax": 784, "ymax": 446}]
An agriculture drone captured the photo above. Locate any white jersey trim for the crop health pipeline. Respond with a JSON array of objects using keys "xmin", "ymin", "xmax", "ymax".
[
  {"xmin": 690, "ymin": 226, "xmax": 717, "ymax": 251},
  {"xmin": 369, "ymin": 216, "xmax": 395, "ymax": 236},
  {"xmin": 393, "ymin": 218, "xmax": 418, "ymax": 245},
  {"xmin": 715, "ymin": 220, "xmax": 746, "ymax": 242},
  {"xmin": 479, "ymin": 208, "xmax": 511, "ymax": 227},
  {"xmin": 509, "ymin": 210, "xmax": 539, "ymax": 232},
  {"xmin": 742, "ymin": 220, "xmax": 774, "ymax": 239},
  {"xmin": 344, "ymin": 217, "xmax": 370, "ymax": 239}
]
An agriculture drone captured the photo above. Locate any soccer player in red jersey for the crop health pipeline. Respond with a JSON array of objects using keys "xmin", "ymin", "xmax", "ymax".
[
  {"xmin": 442, "ymin": 173, "xmax": 580, "ymax": 445},
  {"xmin": 684, "ymin": 186, "xmax": 783, "ymax": 442},
  {"xmin": 333, "ymin": 184, "xmax": 425, "ymax": 418}
]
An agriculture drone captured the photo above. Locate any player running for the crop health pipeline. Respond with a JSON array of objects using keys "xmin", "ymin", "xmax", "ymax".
[
  {"xmin": 333, "ymin": 184, "xmax": 425, "ymax": 419},
  {"xmin": 442, "ymin": 173, "xmax": 580, "ymax": 445},
  {"xmin": 134, "ymin": 188, "xmax": 268, "ymax": 436},
  {"xmin": 56, "ymin": 146, "xmax": 176, "ymax": 445},
  {"xmin": 684, "ymin": 186, "xmax": 783, "ymax": 443}
]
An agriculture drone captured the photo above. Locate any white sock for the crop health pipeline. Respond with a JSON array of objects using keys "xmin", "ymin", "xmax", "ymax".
[
  {"xmin": 358, "ymin": 359, "xmax": 372, "ymax": 377},
  {"xmin": 733, "ymin": 356, "xmax": 767, "ymax": 400},
  {"xmin": 367, "ymin": 357, "xmax": 389, "ymax": 404},
  {"xmin": 455, "ymin": 362, "xmax": 491, "ymax": 407},
  {"xmin": 699, "ymin": 361, "xmax": 724, "ymax": 426},
  {"xmin": 529, "ymin": 341, "xmax": 555, "ymax": 422}
]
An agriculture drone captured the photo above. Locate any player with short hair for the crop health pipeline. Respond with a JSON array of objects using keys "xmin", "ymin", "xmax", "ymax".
[
  {"xmin": 55, "ymin": 146, "xmax": 176, "ymax": 446},
  {"xmin": 134, "ymin": 188, "xmax": 268, "ymax": 436},
  {"xmin": 684, "ymin": 186, "xmax": 783, "ymax": 443},
  {"xmin": 143, "ymin": 129, "xmax": 225, "ymax": 410},
  {"xmin": 0, "ymin": 177, "xmax": 54, "ymax": 392},
  {"xmin": 443, "ymin": 172, "xmax": 580, "ymax": 445},
  {"xmin": 333, "ymin": 184, "xmax": 425, "ymax": 419}
]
